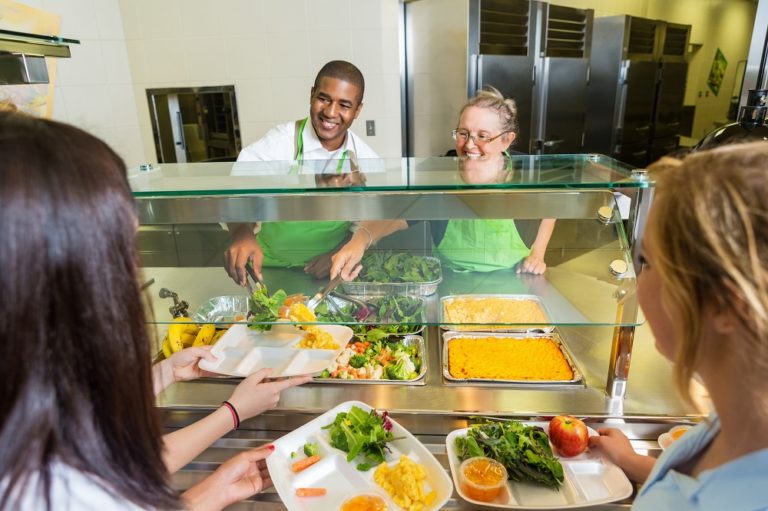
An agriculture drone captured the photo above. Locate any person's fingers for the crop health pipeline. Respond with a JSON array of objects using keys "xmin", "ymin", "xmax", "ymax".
[
  {"xmin": 588, "ymin": 435, "xmax": 604, "ymax": 448},
  {"xmin": 241, "ymin": 445, "xmax": 275, "ymax": 463},
  {"xmin": 233, "ymin": 252, "xmax": 250, "ymax": 287},
  {"xmin": 596, "ymin": 427, "xmax": 621, "ymax": 437},
  {"xmin": 274, "ymin": 374, "xmax": 312, "ymax": 391},
  {"xmin": 187, "ymin": 346, "xmax": 218, "ymax": 363},
  {"xmin": 242, "ymin": 367, "xmax": 273, "ymax": 385},
  {"xmin": 249, "ymin": 255, "xmax": 264, "ymax": 282}
]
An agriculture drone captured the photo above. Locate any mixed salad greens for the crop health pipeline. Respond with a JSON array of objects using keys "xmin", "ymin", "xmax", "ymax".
[
  {"xmin": 322, "ymin": 405, "xmax": 395, "ymax": 471},
  {"xmin": 318, "ymin": 335, "xmax": 422, "ymax": 380},
  {"xmin": 247, "ymin": 286, "xmax": 287, "ymax": 331},
  {"xmin": 314, "ymin": 295, "xmax": 425, "ymax": 335},
  {"xmin": 454, "ymin": 420, "xmax": 564, "ymax": 489},
  {"xmin": 355, "ymin": 252, "xmax": 441, "ymax": 283}
]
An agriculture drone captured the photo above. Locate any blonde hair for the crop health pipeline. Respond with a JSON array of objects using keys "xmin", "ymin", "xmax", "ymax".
[
  {"xmin": 0, "ymin": 100, "xmax": 18, "ymax": 112},
  {"xmin": 650, "ymin": 141, "xmax": 768, "ymax": 411},
  {"xmin": 461, "ymin": 86, "xmax": 519, "ymax": 136}
]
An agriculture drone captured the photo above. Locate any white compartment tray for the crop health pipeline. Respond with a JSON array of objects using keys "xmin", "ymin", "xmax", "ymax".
[
  {"xmin": 446, "ymin": 424, "xmax": 632, "ymax": 509},
  {"xmin": 199, "ymin": 323, "xmax": 353, "ymax": 377},
  {"xmin": 267, "ymin": 400, "xmax": 453, "ymax": 511}
]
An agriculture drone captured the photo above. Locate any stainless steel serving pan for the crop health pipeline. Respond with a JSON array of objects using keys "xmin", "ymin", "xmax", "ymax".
[
  {"xmin": 313, "ymin": 335, "xmax": 427, "ymax": 385},
  {"xmin": 442, "ymin": 330, "xmax": 582, "ymax": 385},
  {"xmin": 341, "ymin": 256, "xmax": 442, "ymax": 297},
  {"xmin": 440, "ymin": 293, "xmax": 555, "ymax": 333}
]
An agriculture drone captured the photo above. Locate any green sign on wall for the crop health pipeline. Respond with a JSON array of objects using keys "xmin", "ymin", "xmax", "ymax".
[{"xmin": 707, "ymin": 48, "xmax": 728, "ymax": 96}]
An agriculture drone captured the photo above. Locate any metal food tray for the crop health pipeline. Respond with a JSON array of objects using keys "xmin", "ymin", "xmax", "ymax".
[
  {"xmin": 439, "ymin": 293, "xmax": 555, "ymax": 333},
  {"xmin": 193, "ymin": 295, "xmax": 249, "ymax": 324},
  {"xmin": 340, "ymin": 256, "xmax": 442, "ymax": 296},
  {"xmin": 313, "ymin": 334, "xmax": 427, "ymax": 385},
  {"xmin": 441, "ymin": 330, "xmax": 583, "ymax": 385},
  {"xmin": 322, "ymin": 294, "xmax": 426, "ymax": 336}
]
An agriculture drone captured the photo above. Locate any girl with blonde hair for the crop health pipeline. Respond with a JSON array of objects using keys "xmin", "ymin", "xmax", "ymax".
[{"xmin": 591, "ymin": 142, "xmax": 768, "ymax": 509}]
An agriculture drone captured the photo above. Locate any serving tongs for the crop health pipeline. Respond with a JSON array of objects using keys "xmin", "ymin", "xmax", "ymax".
[
  {"xmin": 327, "ymin": 291, "xmax": 376, "ymax": 321},
  {"xmin": 244, "ymin": 261, "xmax": 266, "ymax": 296},
  {"xmin": 306, "ymin": 274, "xmax": 343, "ymax": 312}
]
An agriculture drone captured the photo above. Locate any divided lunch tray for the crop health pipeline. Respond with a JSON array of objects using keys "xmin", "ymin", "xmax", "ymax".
[
  {"xmin": 440, "ymin": 294, "xmax": 555, "ymax": 333},
  {"xmin": 267, "ymin": 401, "xmax": 453, "ymax": 511},
  {"xmin": 446, "ymin": 424, "xmax": 632, "ymax": 509},
  {"xmin": 442, "ymin": 331, "xmax": 583, "ymax": 386},
  {"xmin": 198, "ymin": 324, "xmax": 353, "ymax": 377}
]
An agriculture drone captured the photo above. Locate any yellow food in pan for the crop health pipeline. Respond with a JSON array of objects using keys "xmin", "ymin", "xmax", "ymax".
[
  {"xmin": 443, "ymin": 297, "xmax": 549, "ymax": 330},
  {"xmin": 448, "ymin": 337, "xmax": 573, "ymax": 380}
]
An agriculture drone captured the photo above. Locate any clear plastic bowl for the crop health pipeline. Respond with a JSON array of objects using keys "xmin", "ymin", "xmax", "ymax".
[{"xmin": 459, "ymin": 456, "xmax": 507, "ymax": 502}]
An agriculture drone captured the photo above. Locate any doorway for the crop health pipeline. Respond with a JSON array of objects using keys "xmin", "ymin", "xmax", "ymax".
[{"xmin": 146, "ymin": 85, "xmax": 241, "ymax": 163}]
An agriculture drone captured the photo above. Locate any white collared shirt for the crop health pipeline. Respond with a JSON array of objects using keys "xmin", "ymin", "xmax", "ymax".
[{"xmin": 237, "ymin": 120, "xmax": 379, "ymax": 163}]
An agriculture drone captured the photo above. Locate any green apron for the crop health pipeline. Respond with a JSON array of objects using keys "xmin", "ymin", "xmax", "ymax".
[
  {"xmin": 434, "ymin": 219, "xmax": 530, "ymax": 272},
  {"xmin": 258, "ymin": 118, "xmax": 350, "ymax": 267}
]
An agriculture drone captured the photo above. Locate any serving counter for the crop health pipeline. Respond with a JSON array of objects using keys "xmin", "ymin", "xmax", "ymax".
[{"xmin": 132, "ymin": 155, "xmax": 704, "ymax": 509}]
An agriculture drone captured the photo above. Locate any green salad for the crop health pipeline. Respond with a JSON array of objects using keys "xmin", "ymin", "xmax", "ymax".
[
  {"xmin": 322, "ymin": 405, "xmax": 395, "ymax": 471},
  {"xmin": 454, "ymin": 420, "xmax": 564, "ymax": 489},
  {"xmin": 314, "ymin": 295, "xmax": 424, "ymax": 335},
  {"xmin": 247, "ymin": 286, "xmax": 287, "ymax": 331},
  {"xmin": 356, "ymin": 252, "xmax": 441, "ymax": 283}
]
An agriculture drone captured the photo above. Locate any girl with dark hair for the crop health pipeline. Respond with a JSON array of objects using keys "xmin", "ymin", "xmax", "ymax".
[{"xmin": 0, "ymin": 111, "xmax": 307, "ymax": 510}]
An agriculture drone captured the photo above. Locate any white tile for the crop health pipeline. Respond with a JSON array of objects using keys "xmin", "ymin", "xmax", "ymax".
[
  {"xmin": 140, "ymin": 0, "xmax": 182, "ymax": 39},
  {"xmin": 106, "ymin": 83, "xmax": 140, "ymax": 127},
  {"xmin": 306, "ymin": 0, "xmax": 350, "ymax": 29},
  {"xmin": 51, "ymin": 85, "xmax": 70, "ymax": 122},
  {"xmin": 232, "ymin": 79, "xmax": 273, "ymax": 124},
  {"xmin": 142, "ymin": 39, "xmax": 188, "ymax": 84},
  {"xmin": 307, "ymin": 30, "xmax": 353, "ymax": 74},
  {"xmin": 351, "ymin": 30, "xmax": 384, "ymax": 76},
  {"xmin": 239, "ymin": 121, "xmax": 279, "ymax": 149},
  {"xmin": 266, "ymin": 32, "xmax": 311, "ymax": 78},
  {"xmin": 133, "ymin": 84, "xmax": 153, "ymax": 127},
  {"xmin": 125, "ymin": 40, "xmax": 148, "ymax": 83},
  {"xmin": 45, "ymin": 0, "xmax": 101, "ymax": 40},
  {"xmin": 223, "ymin": 0, "xmax": 266, "ymax": 37},
  {"xmin": 182, "ymin": 37, "xmax": 230, "ymax": 84},
  {"xmin": 94, "ymin": 0, "xmax": 125, "ymax": 39},
  {"xmin": 137, "ymin": 123, "xmax": 160, "ymax": 164},
  {"xmin": 383, "ymin": 73, "xmax": 402, "ymax": 118},
  {"xmin": 224, "ymin": 36, "xmax": 271, "ymax": 82},
  {"xmin": 106, "ymin": 125, "xmax": 145, "ymax": 167},
  {"xmin": 357, "ymin": 73, "xmax": 385, "ymax": 118},
  {"xmin": 101, "ymin": 41, "xmax": 133, "ymax": 84},
  {"xmin": 117, "ymin": 0, "xmax": 144, "ymax": 40},
  {"xmin": 350, "ymin": 0, "xmax": 382, "ymax": 30},
  {"xmin": 361, "ymin": 115, "xmax": 402, "ymax": 158},
  {"xmin": 56, "ymin": 40, "xmax": 105, "ymax": 86},
  {"xmin": 269, "ymin": 77, "xmax": 312, "ymax": 123},
  {"xmin": 58, "ymin": 84, "xmax": 111, "ymax": 130},
  {"xmin": 263, "ymin": 0, "xmax": 306, "ymax": 33},
  {"xmin": 180, "ymin": 0, "xmax": 223, "ymax": 37}
]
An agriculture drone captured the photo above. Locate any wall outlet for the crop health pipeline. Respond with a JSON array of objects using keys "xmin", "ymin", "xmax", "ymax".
[{"xmin": 366, "ymin": 120, "xmax": 376, "ymax": 136}]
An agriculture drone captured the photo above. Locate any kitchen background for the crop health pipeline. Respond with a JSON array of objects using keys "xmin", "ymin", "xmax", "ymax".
[{"xmin": 0, "ymin": 0, "xmax": 760, "ymax": 167}]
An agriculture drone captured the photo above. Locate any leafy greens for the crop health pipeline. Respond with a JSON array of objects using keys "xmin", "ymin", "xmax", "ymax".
[
  {"xmin": 356, "ymin": 252, "xmax": 441, "ymax": 283},
  {"xmin": 247, "ymin": 286, "xmax": 287, "ymax": 331},
  {"xmin": 322, "ymin": 405, "xmax": 394, "ymax": 471},
  {"xmin": 314, "ymin": 295, "xmax": 425, "ymax": 335},
  {"xmin": 454, "ymin": 420, "xmax": 564, "ymax": 489}
]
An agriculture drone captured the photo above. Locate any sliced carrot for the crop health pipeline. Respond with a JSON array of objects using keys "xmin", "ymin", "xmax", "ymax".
[
  {"xmin": 291, "ymin": 454, "xmax": 321, "ymax": 473},
  {"xmin": 295, "ymin": 487, "xmax": 327, "ymax": 497}
]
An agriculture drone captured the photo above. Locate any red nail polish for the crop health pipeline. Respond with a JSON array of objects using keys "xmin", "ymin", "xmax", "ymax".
[{"xmin": 267, "ymin": 444, "xmax": 275, "ymax": 451}]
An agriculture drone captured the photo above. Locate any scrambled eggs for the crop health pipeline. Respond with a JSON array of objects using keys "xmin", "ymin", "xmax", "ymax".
[
  {"xmin": 443, "ymin": 297, "xmax": 549, "ymax": 330},
  {"xmin": 289, "ymin": 302, "xmax": 338, "ymax": 350},
  {"xmin": 374, "ymin": 456, "xmax": 436, "ymax": 511}
]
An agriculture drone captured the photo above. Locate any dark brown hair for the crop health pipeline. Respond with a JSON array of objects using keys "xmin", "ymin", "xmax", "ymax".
[
  {"xmin": 314, "ymin": 60, "xmax": 365, "ymax": 103},
  {"xmin": 0, "ymin": 112, "xmax": 179, "ymax": 509}
]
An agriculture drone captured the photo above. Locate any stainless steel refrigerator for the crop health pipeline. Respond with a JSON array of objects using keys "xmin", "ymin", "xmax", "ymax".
[
  {"xmin": 585, "ymin": 16, "xmax": 690, "ymax": 167},
  {"xmin": 467, "ymin": 0, "xmax": 593, "ymax": 154}
]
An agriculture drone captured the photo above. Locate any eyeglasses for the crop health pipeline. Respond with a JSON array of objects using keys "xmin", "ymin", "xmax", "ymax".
[{"xmin": 452, "ymin": 129, "xmax": 508, "ymax": 144}]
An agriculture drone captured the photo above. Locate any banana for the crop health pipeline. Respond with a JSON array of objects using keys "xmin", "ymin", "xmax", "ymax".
[
  {"xmin": 181, "ymin": 331, "xmax": 196, "ymax": 347},
  {"xmin": 168, "ymin": 316, "xmax": 195, "ymax": 353},
  {"xmin": 161, "ymin": 335, "xmax": 172, "ymax": 359},
  {"xmin": 210, "ymin": 329, "xmax": 227, "ymax": 345},
  {"xmin": 193, "ymin": 324, "xmax": 216, "ymax": 346}
]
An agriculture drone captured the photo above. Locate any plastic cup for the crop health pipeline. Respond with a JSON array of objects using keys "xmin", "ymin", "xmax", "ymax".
[{"xmin": 459, "ymin": 456, "xmax": 507, "ymax": 502}]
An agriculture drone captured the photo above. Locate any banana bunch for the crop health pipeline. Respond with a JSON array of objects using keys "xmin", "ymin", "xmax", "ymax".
[{"xmin": 161, "ymin": 318, "xmax": 226, "ymax": 359}]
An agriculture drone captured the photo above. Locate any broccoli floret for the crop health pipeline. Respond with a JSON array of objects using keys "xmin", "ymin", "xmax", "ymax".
[
  {"xmin": 319, "ymin": 369, "xmax": 331, "ymax": 378},
  {"xmin": 385, "ymin": 356, "xmax": 417, "ymax": 380},
  {"xmin": 349, "ymin": 354, "xmax": 367, "ymax": 369},
  {"xmin": 303, "ymin": 442, "xmax": 319, "ymax": 457}
]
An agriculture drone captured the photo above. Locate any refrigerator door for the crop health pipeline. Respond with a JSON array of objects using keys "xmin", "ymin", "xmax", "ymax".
[
  {"xmin": 618, "ymin": 60, "xmax": 658, "ymax": 167},
  {"xmin": 540, "ymin": 57, "xmax": 589, "ymax": 153},
  {"xmin": 654, "ymin": 61, "xmax": 688, "ymax": 139},
  {"xmin": 475, "ymin": 54, "xmax": 536, "ymax": 153}
]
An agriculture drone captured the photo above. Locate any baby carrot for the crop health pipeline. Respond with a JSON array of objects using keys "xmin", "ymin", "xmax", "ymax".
[
  {"xmin": 295, "ymin": 487, "xmax": 327, "ymax": 497},
  {"xmin": 291, "ymin": 454, "xmax": 321, "ymax": 473}
]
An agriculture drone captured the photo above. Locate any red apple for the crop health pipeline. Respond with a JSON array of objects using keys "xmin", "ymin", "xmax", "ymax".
[{"xmin": 548, "ymin": 415, "xmax": 589, "ymax": 457}]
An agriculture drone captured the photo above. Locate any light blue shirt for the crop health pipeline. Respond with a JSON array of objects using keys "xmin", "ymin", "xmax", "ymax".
[{"xmin": 634, "ymin": 415, "xmax": 768, "ymax": 511}]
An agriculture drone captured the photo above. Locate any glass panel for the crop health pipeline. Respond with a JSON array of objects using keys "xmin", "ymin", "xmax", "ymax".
[
  {"xmin": 0, "ymin": 28, "xmax": 80, "ymax": 44},
  {"xmin": 129, "ymin": 154, "xmax": 650, "ymax": 197}
]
